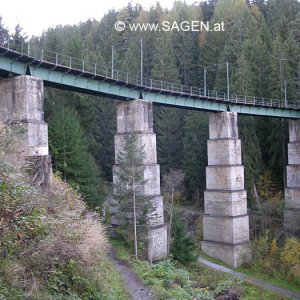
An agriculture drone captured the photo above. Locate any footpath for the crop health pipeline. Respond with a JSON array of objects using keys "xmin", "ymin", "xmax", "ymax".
[{"xmin": 198, "ymin": 257, "xmax": 300, "ymax": 300}]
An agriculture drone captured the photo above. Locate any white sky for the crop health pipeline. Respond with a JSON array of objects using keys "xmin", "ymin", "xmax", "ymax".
[{"xmin": 1, "ymin": 0, "xmax": 200, "ymax": 37}]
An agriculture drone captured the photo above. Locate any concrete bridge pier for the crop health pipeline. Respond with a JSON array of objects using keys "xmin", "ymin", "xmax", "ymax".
[
  {"xmin": 112, "ymin": 100, "xmax": 168, "ymax": 261},
  {"xmin": 0, "ymin": 75, "xmax": 50, "ymax": 188},
  {"xmin": 201, "ymin": 112, "xmax": 251, "ymax": 267},
  {"xmin": 284, "ymin": 119, "xmax": 300, "ymax": 231}
]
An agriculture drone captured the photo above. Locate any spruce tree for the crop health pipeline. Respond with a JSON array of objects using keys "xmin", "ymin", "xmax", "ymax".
[
  {"xmin": 113, "ymin": 130, "xmax": 156, "ymax": 259},
  {"xmin": 0, "ymin": 17, "xmax": 9, "ymax": 45},
  {"xmin": 183, "ymin": 111, "xmax": 208, "ymax": 207},
  {"xmin": 154, "ymin": 107, "xmax": 185, "ymax": 173},
  {"xmin": 48, "ymin": 104, "xmax": 102, "ymax": 208}
]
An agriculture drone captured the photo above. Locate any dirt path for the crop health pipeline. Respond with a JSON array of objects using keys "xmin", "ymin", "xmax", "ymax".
[
  {"xmin": 109, "ymin": 247, "xmax": 155, "ymax": 300},
  {"xmin": 198, "ymin": 257, "xmax": 300, "ymax": 300}
]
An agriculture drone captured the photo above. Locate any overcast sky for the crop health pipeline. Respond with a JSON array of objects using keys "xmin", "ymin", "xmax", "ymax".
[{"xmin": 1, "ymin": 0, "xmax": 200, "ymax": 37}]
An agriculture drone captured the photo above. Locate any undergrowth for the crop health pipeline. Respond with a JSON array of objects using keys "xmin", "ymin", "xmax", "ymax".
[
  {"xmin": 237, "ymin": 231, "xmax": 300, "ymax": 293},
  {"xmin": 111, "ymin": 239, "xmax": 286, "ymax": 299},
  {"xmin": 0, "ymin": 122, "xmax": 128, "ymax": 299}
]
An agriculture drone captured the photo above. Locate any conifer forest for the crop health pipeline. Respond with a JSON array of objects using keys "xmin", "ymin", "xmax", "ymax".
[{"xmin": 1, "ymin": 0, "xmax": 300, "ymax": 299}]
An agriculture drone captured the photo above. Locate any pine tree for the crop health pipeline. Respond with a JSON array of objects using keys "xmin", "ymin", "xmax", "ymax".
[
  {"xmin": 154, "ymin": 107, "xmax": 185, "ymax": 173},
  {"xmin": 239, "ymin": 116, "xmax": 262, "ymax": 204},
  {"xmin": 94, "ymin": 98, "xmax": 116, "ymax": 181},
  {"xmin": 170, "ymin": 2, "xmax": 200, "ymax": 86},
  {"xmin": 10, "ymin": 24, "xmax": 27, "ymax": 52},
  {"xmin": 48, "ymin": 104, "xmax": 102, "ymax": 208},
  {"xmin": 183, "ymin": 111, "xmax": 208, "ymax": 207},
  {"xmin": 170, "ymin": 214, "xmax": 197, "ymax": 264},
  {"xmin": 113, "ymin": 130, "xmax": 156, "ymax": 259},
  {"xmin": 231, "ymin": 42, "xmax": 256, "ymax": 95},
  {"xmin": 151, "ymin": 34, "xmax": 179, "ymax": 84},
  {"xmin": 200, "ymin": 0, "xmax": 249, "ymax": 90},
  {"xmin": 291, "ymin": 12, "xmax": 300, "ymax": 101},
  {"xmin": 0, "ymin": 17, "xmax": 9, "ymax": 45}
]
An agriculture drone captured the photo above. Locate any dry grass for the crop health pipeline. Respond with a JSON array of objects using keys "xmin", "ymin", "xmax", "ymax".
[{"xmin": 0, "ymin": 122, "xmax": 123, "ymax": 299}]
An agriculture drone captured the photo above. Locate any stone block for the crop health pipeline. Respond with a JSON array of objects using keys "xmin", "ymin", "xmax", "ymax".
[
  {"xmin": 148, "ymin": 225, "xmax": 168, "ymax": 262},
  {"xmin": 113, "ymin": 163, "xmax": 161, "ymax": 196},
  {"xmin": 209, "ymin": 112, "xmax": 238, "ymax": 139},
  {"xmin": 284, "ymin": 209, "xmax": 300, "ymax": 231},
  {"xmin": 289, "ymin": 120, "xmax": 300, "ymax": 143},
  {"xmin": 117, "ymin": 100, "xmax": 153, "ymax": 133},
  {"xmin": 203, "ymin": 215, "xmax": 249, "ymax": 244},
  {"xmin": 207, "ymin": 139, "xmax": 241, "ymax": 165},
  {"xmin": 201, "ymin": 240, "xmax": 251, "ymax": 267},
  {"xmin": 288, "ymin": 143, "xmax": 300, "ymax": 165},
  {"xmin": 286, "ymin": 165, "xmax": 300, "ymax": 188},
  {"xmin": 285, "ymin": 188, "xmax": 300, "ymax": 209},
  {"xmin": 21, "ymin": 122, "xmax": 49, "ymax": 156},
  {"xmin": 109, "ymin": 195, "xmax": 164, "ymax": 227},
  {"xmin": 148, "ymin": 196, "xmax": 164, "ymax": 226},
  {"xmin": 114, "ymin": 133, "xmax": 157, "ymax": 164},
  {"xmin": 0, "ymin": 76, "xmax": 44, "ymax": 122},
  {"xmin": 204, "ymin": 190, "xmax": 247, "ymax": 216},
  {"xmin": 206, "ymin": 165, "xmax": 244, "ymax": 190}
]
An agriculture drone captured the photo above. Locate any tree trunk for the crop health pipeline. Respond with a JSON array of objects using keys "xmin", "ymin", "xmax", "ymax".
[
  {"xmin": 132, "ymin": 160, "xmax": 138, "ymax": 260},
  {"xmin": 168, "ymin": 187, "xmax": 174, "ymax": 255}
]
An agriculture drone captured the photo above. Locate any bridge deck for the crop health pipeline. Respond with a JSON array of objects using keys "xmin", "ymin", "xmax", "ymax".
[{"xmin": 0, "ymin": 45, "xmax": 299, "ymax": 119}]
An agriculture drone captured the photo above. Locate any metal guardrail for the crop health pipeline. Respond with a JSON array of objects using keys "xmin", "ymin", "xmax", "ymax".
[{"xmin": 1, "ymin": 37, "xmax": 299, "ymax": 110}]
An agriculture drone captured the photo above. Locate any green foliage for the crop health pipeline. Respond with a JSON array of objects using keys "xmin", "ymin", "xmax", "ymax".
[
  {"xmin": 183, "ymin": 111, "xmax": 208, "ymax": 206},
  {"xmin": 170, "ymin": 215, "xmax": 197, "ymax": 264},
  {"xmin": 24, "ymin": 0, "xmax": 300, "ymax": 213},
  {"xmin": 47, "ymin": 260, "xmax": 104, "ymax": 299},
  {"xmin": 47, "ymin": 102, "xmax": 103, "ymax": 207},
  {"xmin": 113, "ymin": 130, "xmax": 157, "ymax": 257},
  {"xmin": 135, "ymin": 259, "xmax": 243, "ymax": 300},
  {"xmin": 249, "ymin": 232, "xmax": 300, "ymax": 286},
  {"xmin": 0, "ymin": 123, "xmax": 128, "ymax": 299},
  {"xmin": 281, "ymin": 238, "xmax": 300, "ymax": 267},
  {"xmin": 154, "ymin": 107, "xmax": 185, "ymax": 173},
  {"xmin": 257, "ymin": 170, "xmax": 283, "ymax": 203}
]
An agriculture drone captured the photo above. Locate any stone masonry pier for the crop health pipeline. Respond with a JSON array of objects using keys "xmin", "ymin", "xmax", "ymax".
[
  {"xmin": 284, "ymin": 120, "xmax": 300, "ymax": 231},
  {"xmin": 0, "ymin": 75, "xmax": 50, "ymax": 188},
  {"xmin": 201, "ymin": 112, "xmax": 251, "ymax": 267},
  {"xmin": 112, "ymin": 100, "xmax": 167, "ymax": 261}
]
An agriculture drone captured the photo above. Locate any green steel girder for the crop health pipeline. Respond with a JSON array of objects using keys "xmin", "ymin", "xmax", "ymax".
[{"xmin": 0, "ymin": 55, "xmax": 299, "ymax": 119}]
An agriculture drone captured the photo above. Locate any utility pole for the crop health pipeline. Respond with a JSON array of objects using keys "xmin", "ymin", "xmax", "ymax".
[
  {"xmin": 140, "ymin": 38, "xmax": 143, "ymax": 85},
  {"xmin": 226, "ymin": 62, "xmax": 230, "ymax": 101},
  {"xmin": 112, "ymin": 45, "xmax": 114, "ymax": 79},
  {"xmin": 284, "ymin": 80, "xmax": 287, "ymax": 108},
  {"xmin": 204, "ymin": 67, "xmax": 207, "ymax": 97}
]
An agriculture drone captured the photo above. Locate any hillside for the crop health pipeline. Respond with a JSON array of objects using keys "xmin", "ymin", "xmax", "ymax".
[{"xmin": 0, "ymin": 122, "xmax": 128, "ymax": 299}]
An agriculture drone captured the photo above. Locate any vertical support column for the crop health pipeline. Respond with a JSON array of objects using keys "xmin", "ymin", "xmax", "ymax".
[
  {"xmin": 0, "ymin": 75, "xmax": 50, "ymax": 188},
  {"xmin": 284, "ymin": 120, "xmax": 300, "ymax": 231},
  {"xmin": 201, "ymin": 112, "xmax": 251, "ymax": 267},
  {"xmin": 112, "ymin": 100, "xmax": 167, "ymax": 261}
]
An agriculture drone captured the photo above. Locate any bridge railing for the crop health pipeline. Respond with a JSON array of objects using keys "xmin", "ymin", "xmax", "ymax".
[{"xmin": 1, "ymin": 36, "xmax": 299, "ymax": 111}]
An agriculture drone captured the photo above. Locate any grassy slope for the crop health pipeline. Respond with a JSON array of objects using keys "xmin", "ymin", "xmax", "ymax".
[{"xmin": 0, "ymin": 123, "xmax": 128, "ymax": 300}]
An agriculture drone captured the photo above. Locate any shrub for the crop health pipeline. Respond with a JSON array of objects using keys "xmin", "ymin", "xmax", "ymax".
[
  {"xmin": 0, "ymin": 122, "xmax": 127, "ymax": 299},
  {"xmin": 170, "ymin": 215, "xmax": 198, "ymax": 264},
  {"xmin": 281, "ymin": 237, "xmax": 300, "ymax": 266}
]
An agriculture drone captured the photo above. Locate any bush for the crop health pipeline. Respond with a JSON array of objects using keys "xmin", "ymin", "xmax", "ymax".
[
  {"xmin": 0, "ymin": 122, "xmax": 127, "ymax": 299},
  {"xmin": 249, "ymin": 231, "xmax": 300, "ymax": 286},
  {"xmin": 170, "ymin": 215, "xmax": 198, "ymax": 264},
  {"xmin": 132, "ymin": 259, "xmax": 242, "ymax": 300}
]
